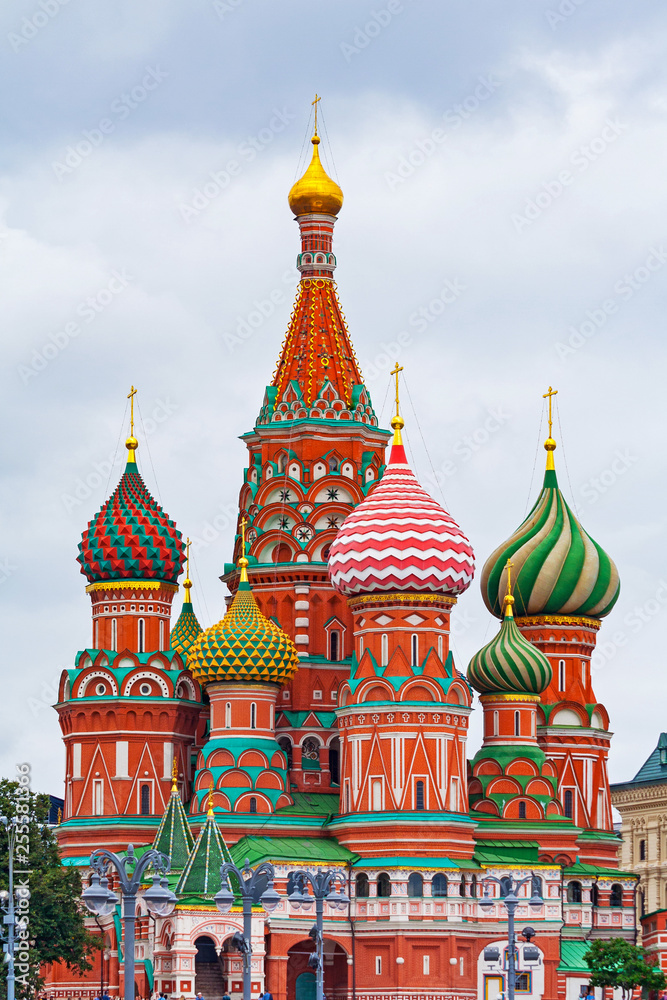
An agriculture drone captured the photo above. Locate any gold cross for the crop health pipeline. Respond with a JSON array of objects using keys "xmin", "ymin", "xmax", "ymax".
[
  {"xmin": 312, "ymin": 93, "xmax": 321, "ymax": 135},
  {"xmin": 185, "ymin": 537, "xmax": 191, "ymax": 577},
  {"xmin": 171, "ymin": 758, "xmax": 178, "ymax": 792},
  {"xmin": 240, "ymin": 515, "xmax": 248, "ymax": 558},
  {"xmin": 505, "ymin": 557, "xmax": 513, "ymax": 597},
  {"xmin": 390, "ymin": 362, "xmax": 404, "ymax": 418},
  {"xmin": 542, "ymin": 385, "xmax": 558, "ymax": 438},
  {"xmin": 127, "ymin": 385, "xmax": 137, "ymax": 437}
]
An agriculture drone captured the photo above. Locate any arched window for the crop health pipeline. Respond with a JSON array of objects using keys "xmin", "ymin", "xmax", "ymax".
[
  {"xmin": 328, "ymin": 455, "xmax": 339, "ymax": 473},
  {"xmin": 411, "ymin": 634, "xmax": 419, "ymax": 667},
  {"xmin": 558, "ymin": 659, "xmax": 566, "ymax": 691},
  {"xmin": 567, "ymin": 881, "xmax": 582, "ymax": 903},
  {"xmin": 415, "ymin": 780, "xmax": 425, "ymax": 811},
  {"xmin": 94, "ymin": 619, "xmax": 99, "ymax": 648},
  {"xmin": 564, "ymin": 789, "xmax": 574, "ymax": 819},
  {"xmin": 459, "ymin": 879, "xmax": 466, "ymax": 897},
  {"xmin": 278, "ymin": 737, "xmax": 293, "ymax": 770},
  {"xmin": 639, "ymin": 839, "xmax": 646, "ymax": 861},
  {"xmin": 610, "ymin": 884, "xmax": 623, "ymax": 907},
  {"xmin": 359, "ymin": 637, "xmax": 364, "ymax": 658},
  {"xmin": 111, "ymin": 619, "xmax": 117, "ymax": 652},
  {"xmin": 493, "ymin": 711, "xmax": 499, "ymax": 736},
  {"xmin": 639, "ymin": 888, "xmax": 645, "ymax": 916},
  {"xmin": 330, "ymin": 630, "xmax": 340, "ymax": 662},
  {"xmin": 377, "ymin": 873, "xmax": 391, "ymax": 897},
  {"xmin": 531, "ymin": 874, "xmax": 543, "ymax": 900},
  {"xmin": 591, "ymin": 882, "xmax": 599, "ymax": 907},
  {"xmin": 138, "ymin": 619, "xmax": 145, "ymax": 654},
  {"xmin": 437, "ymin": 635, "xmax": 443, "ymax": 660},
  {"xmin": 355, "ymin": 873, "xmax": 369, "ymax": 898},
  {"xmin": 581, "ymin": 660, "xmax": 586, "ymax": 684},
  {"xmin": 518, "ymin": 801, "xmax": 526, "ymax": 820},
  {"xmin": 381, "ymin": 634, "xmax": 389, "ymax": 667},
  {"xmin": 302, "ymin": 737, "xmax": 321, "ymax": 770},
  {"xmin": 225, "ymin": 702, "xmax": 232, "ymax": 728},
  {"xmin": 249, "ymin": 797, "xmax": 257, "ymax": 814},
  {"xmin": 345, "ymin": 784, "xmax": 350, "ymax": 813},
  {"xmin": 329, "ymin": 737, "xmax": 340, "ymax": 785},
  {"xmin": 514, "ymin": 711, "xmax": 520, "ymax": 736},
  {"xmin": 140, "ymin": 784, "xmax": 150, "ymax": 815},
  {"xmin": 408, "ymin": 873, "xmax": 423, "ymax": 897},
  {"xmin": 471, "ymin": 875, "xmax": 477, "ymax": 898},
  {"xmin": 250, "ymin": 703, "xmax": 257, "ymax": 729},
  {"xmin": 432, "ymin": 874, "xmax": 448, "ymax": 897}
]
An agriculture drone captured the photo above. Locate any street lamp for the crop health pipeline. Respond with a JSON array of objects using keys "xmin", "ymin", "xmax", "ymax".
[
  {"xmin": 287, "ymin": 869, "xmax": 349, "ymax": 1000},
  {"xmin": 214, "ymin": 858, "xmax": 282, "ymax": 1000},
  {"xmin": 0, "ymin": 816, "xmax": 30, "ymax": 1000},
  {"xmin": 82, "ymin": 845, "xmax": 176, "ymax": 1000},
  {"xmin": 479, "ymin": 873, "xmax": 543, "ymax": 1000}
]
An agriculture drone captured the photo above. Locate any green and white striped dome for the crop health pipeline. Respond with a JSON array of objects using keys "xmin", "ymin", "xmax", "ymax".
[
  {"xmin": 468, "ymin": 597, "xmax": 552, "ymax": 695},
  {"xmin": 481, "ymin": 463, "xmax": 620, "ymax": 620}
]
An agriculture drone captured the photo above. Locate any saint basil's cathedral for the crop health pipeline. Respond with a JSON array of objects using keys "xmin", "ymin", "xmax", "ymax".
[{"xmin": 45, "ymin": 116, "xmax": 636, "ymax": 1000}]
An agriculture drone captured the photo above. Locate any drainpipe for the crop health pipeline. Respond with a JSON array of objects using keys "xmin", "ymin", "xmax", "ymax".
[{"xmin": 347, "ymin": 862, "xmax": 356, "ymax": 1000}]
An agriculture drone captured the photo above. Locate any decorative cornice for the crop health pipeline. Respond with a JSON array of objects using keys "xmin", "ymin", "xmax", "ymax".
[
  {"xmin": 480, "ymin": 693, "xmax": 542, "ymax": 704},
  {"xmin": 515, "ymin": 615, "xmax": 601, "ymax": 631},
  {"xmin": 348, "ymin": 593, "xmax": 457, "ymax": 610},
  {"xmin": 85, "ymin": 580, "xmax": 178, "ymax": 594}
]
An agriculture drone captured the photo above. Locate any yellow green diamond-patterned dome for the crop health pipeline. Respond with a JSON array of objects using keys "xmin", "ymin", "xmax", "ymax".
[
  {"xmin": 170, "ymin": 586, "xmax": 203, "ymax": 657},
  {"xmin": 188, "ymin": 576, "xmax": 299, "ymax": 686}
]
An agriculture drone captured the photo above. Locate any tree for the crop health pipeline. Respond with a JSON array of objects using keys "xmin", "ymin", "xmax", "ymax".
[
  {"xmin": 0, "ymin": 778, "xmax": 99, "ymax": 999},
  {"xmin": 584, "ymin": 937, "xmax": 666, "ymax": 999}
]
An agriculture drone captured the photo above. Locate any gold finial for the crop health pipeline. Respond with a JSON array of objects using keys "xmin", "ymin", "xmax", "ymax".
[
  {"xmin": 207, "ymin": 782, "xmax": 215, "ymax": 817},
  {"xmin": 238, "ymin": 516, "xmax": 249, "ymax": 584},
  {"xmin": 389, "ymin": 362, "xmax": 405, "ymax": 444},
  {"xmin": 183, "ymin": 538, "xmax": 193, "ymax": 599},
  {"xmin": 312, "ymin": 93, "xmax": 321, "ymax": 137},
  {"xmin": 171, "ymin": 758, "xmax": 178, "ymax": 794},
  {"xmin": 503, "ymin": 557, "xmax": 515, "ymax": 618},
  {"xmin": 126, "ymin": 385, "xmax": 139, "ymax": 462},
  {"xmin": 57, "ymin": 807, "xmax": 62, "ymax": 825},
  {"xmin": 543, "ymin": 385, "xmax": 558, "ymax": 471}
]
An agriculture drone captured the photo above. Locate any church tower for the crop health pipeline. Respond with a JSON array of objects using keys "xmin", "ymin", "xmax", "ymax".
[
  {"xmin": 480, "ymin": 390, "xmax": 621, "ymax": 865},
  {"xmin": 226, "ymin": 108, "xmax": 390, "ymax": 796}
]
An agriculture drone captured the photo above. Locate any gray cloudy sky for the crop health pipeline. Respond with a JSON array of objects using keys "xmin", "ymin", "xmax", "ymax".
[{"xmin": 2, "ymin": 0, "xmax": 666, "ymax": 798}]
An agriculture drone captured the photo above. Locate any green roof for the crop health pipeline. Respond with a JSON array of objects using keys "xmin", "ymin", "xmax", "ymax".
[
  {"xmin": 276, "ymin": 792, "xmax": 339, "ymax": 816},
  {"xmin": 278, "ymin": 710, "xmax": 338, "ymax": 728},
  {"xmin": 352, "ymin": 857, "xmax": 460, "ymax": 870},
  {"xmin": 176, "ymin": 813, "xmax": 233, "ymax": 898},
  {"xmin": 563, "ymin": 862, "xmax": 637, "ymax": 879},
  {"xmin": 612, "ymin": 733, "xmax": 667, "ymax": 789},
  {"xmin": 558, "ymin": 939, "xmax": 592, "ymax": 972},
  {"xmin": 475, "ymin": 840, "xmax": 541, "ymax": 865},
  {"xmin": 230, "ymin": 836, "xmax": 356, "ymax": 867},
  {"xmin": 153, "ymin": 789, "xmax": 194, "ymax": 871}
]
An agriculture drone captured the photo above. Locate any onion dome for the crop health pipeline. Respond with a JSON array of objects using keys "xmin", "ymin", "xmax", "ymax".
[
  {"xmin": 481, "ymin": 416, "xmax": 620, "ymax": 619},
  {"xmin": 188, "ymin": 557, "xmax": 299, "ymax": 686},
  {"xmin": 170, "ymin": 543, "xmax": 203, "ymax": 655},
  {"xmin": 78, "ymin": 420, "xmax": 185, "ymax": 585},
  {"xmin": 328, "ymin": 411, "xmax": 475, "ymax": 596},
  {"xmin": 288, "ymin": 134, "xmax": 343, "ymax": 217},
  {"xmin": 468, "ymin": 563, "xmax": 552, "ymax": 695}
]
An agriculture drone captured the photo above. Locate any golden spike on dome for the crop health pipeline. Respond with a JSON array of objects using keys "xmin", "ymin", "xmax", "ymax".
[
  {"xmin": 183, "ymin": 538, "xmax": 193, "ymax": 598},
  {"xmin": 171, "ymin": 757, "xmax": 178, "ymax": 793},
  {"xmin": 238, "ymin": 516, "xmax": 249, "ymax": 584},
  {"xmin": 207, "ymin": 782, "xmax": 215, "ymax": 817},
  {"xmin": 389, "ymin": 362, "xmax": 405, "ymax": 445},
  {"xmin": 543, "ymin": 385, "xmax": 558, "ymax": 471},
  {"xmin": 288, "ymin": 98, "xmax": 343, "ymax": 218},
  {"xmin": 503, "ymin": 558, "xmax": 515, "ymax": 618},
  {"xmin": 126, "ymin": 385, "xmax": 139, "ymax": 462}
]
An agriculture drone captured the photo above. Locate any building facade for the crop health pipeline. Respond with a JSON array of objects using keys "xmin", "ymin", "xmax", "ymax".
[{"xmin": 44, "ymin": 121, "xmax": 637, "ymax": 1000}]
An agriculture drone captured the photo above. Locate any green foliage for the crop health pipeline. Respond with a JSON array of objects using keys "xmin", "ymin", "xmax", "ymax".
[
  {"xmin": 0, "ymin": 779, "xmax": 99, "ymax": 999},
  {"xmin": 584, "ymin": 937, "xmax": 666, "ymax": 998}
]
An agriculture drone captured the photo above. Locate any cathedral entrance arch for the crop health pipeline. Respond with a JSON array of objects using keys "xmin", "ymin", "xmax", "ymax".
[
  {"xmin": 286, "ymin": 939, "xmax": 348, "ymax": 1000},
  {"xmin": 194, "ymin": 935, "xmax": 224, "ymax": 1000}
]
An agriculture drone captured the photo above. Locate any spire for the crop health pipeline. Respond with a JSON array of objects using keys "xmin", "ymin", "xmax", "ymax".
[
  {"xmin": 388, "ymin": 362, "xmax": 406, "ymax": 460},
  {"xmin": 288, "ymin": 96, "xmax": 343, "ymax": 218},
  {"xmin": 152, "ymin": 764, "xmax": 195, "ymax": 872},
  {"xmin": 542, "ymin": 384, "xmax": 558, "ymax": 474},
  {"xmin": 183, "ymin": 537, "xmax": 193, "ymax": 601},
  {"xmin": 126, "ymin": 385, "xmax": 139, "ymax": 466},
  {"xmin": 503, "ymin": 558, "xmax": 515, "ymax": 619},
  {"xmin": 176, "ymin": 805, "xmax": 233, "ymax": 899},
  {"xmin": 238, "ymin": 516, "xmax": 249, "ymax": 586},
  {"xmin": 171, "ymin": 536, "xmax": 204, "ymax": 656}
]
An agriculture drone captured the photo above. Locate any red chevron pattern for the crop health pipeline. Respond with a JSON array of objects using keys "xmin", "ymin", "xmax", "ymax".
[{"xmin": 328, "ymin": 441, "xmax": 475, "ymax": 596}]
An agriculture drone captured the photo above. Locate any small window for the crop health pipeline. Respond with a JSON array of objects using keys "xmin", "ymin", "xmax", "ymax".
[
  {"xmin": 355, "ymin": 873, "xmax": 369, "ymax": 898},
  {"xmin": 438, "ymin": 635, "xmax": 443, "ymax": 660},
  {"xmin": 514, "ymin": 711, "xmax": 520, "ymax": 736},
  {"xmin": 159, "ymin": 620, "xmax": 165, "ymax": 650},
  {"xmin": 564, "ymin": 789, "xmax": 574, "ymax": 819},
  {"xmin": 415, "ymin": 780, "xmax": 425, "ymax": 811},
  {"xmin": 493, "ymin": 711, "xmax": 499, "ymax": 736},
  {"xmin": 408, "ymin": 872, "xmax": 423, "ymax": 897},
  {"xmin": 140, "ymin": 683, "xmax": 151, "ymax": 696},
  {"xmin": 140, "ymin": 784, "xmax": 150, "ymax": 815},
  {"xmin": 640, "ymin": 839, "xmax": 646, "ymax": 861},
  {"xmin": 278, "ymin": 737, "xmax": 293, "ymax": 770},
  {"xmin": 377, "ymin": 873, "xmax": 391, "ymax": 897},
  {"xmin": 375, "ymin": 956, "xmax": 382, "ymax": 975},
  {"xmin": 515, "ymin": 973, "xmax": 530, "ymax": 993},
  {"xmin": 111, "ymin": 619, "xmax": 117, "ymax": 652},
  {"xmin": 249, "ymin": 797, "xmax": 257, "ymax": 814},
  {"xmin": 96, "ymin": 683, "xmax": 106, "ymax": 696},
  {"xmin": 432, "ymin": 874, "xmax": 448, "ymax": 897},
  {"xmin": 250, "ymin": 703, "xmax": 256, "ymax": 729},
  {"xmin": 330, "ymin": 630, "xmax": 340, "ymax": 662},
  {"xmin": 459, "ymin": 879, "xmax": 466, "ymax": 897},
  {"xmin": 423, "ymin": 955, "xmax": 430, "ymax": 976},
  {"xmin": 591, "ymin": 882, "xmax": 599, "ymax": 907},
  {"xmin": 610, "ymin": 883, "xmax": 623, "ymax": 907},
  {"xmin": 558, "ymin": 659, "xmax": 565, "ymax": 691},
  {"xmin": 471, "ymin": 874, "xmax": 477, "ymax": 898},
  {"xmin": 581, "ymin": 660, "xmax": 586, "ymax": 684},
  {"xmin": 518, "ymin": 801, "xmax": 526, "ymax": 820},
  {"xmin": 567, "ymin": 880, "xmax": 582, "ymax": 903},
  {"xmin": 359, "ymin": 637, "xmax": 364, "ymax": 658},
  {"xmin": 381, "ymin": 634, "xmax": 388, "ymax": 667},
  {"xmin": 372, "ymin": 778, "xmax": 382, "ymax": 811},
  {"xmin": 225, "ymin": 702, "xmax": 232, "ymax": 728},
  {"xmin": 411, "ymin": 634, "xmax": 419, "ymax": 667},
  {"xmin": 138, "ymin": 618, "xmax": 145, "ymax": 653}
]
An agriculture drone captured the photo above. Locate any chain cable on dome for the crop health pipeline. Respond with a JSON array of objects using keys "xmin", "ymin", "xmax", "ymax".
[
  {"xmin": 403, "ymin": 373, "xmax": 452, "ymax": 511},
  {"xmin": 104, "ymin": 398, "xmax": 129, "ymax": 497},
  {"xmin": 318, "ymin": 102, "xmax": 340, "ymax": 184},
  {"xmin": 293, "ymin": 106, "xmax": 315, "ymax": 182},
  {"xmin": 555, "ymin": 397, "xmax": 580, "ymax": 518},
  {"xmin": 136, "ymin": 397, "xmax": 162, "ymax": 506},
  {"xmin": 190, "ymin": 545, "xmax": 211, "ymax": 629},
  {"xmin": 523, "ymin": 400, "xmax": 546, "ymax": 519}
]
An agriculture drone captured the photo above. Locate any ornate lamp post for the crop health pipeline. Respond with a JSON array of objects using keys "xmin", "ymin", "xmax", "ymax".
[
  {"xmin": 0, "ymin": 816, "xmax": 30, "ymax": 1000},
  {"xmin": 214, "ymin": 858, "xmax": 282, "ymax": 1000},
  {"xmin": 287, "ymin": 869, "xmax": 349, "ymax": 1000},
  {"xmin": 479, "ymin": 873, "xmax": 543, "ymax": 1000},
  {"xmin": 82, "ymin": 846, "xmax": 176, "ymax": 1000}
]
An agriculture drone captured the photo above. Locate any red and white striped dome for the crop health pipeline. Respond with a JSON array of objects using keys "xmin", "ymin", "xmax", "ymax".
[{"xmin": 328, "ymin": 438, "xmax": 475, "ymax": 597}]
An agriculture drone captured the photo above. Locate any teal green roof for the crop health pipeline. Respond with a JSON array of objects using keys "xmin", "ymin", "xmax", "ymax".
[
  {"xmin": 612, "ymin": 733, "xmax": 667, "ymax": 789},
  {"xmin": 276, "ymin": 792, "xmax": 339, "ymax": 816},
  {"xmin": 153, "ymin": 789, "xmax": 195, "ymax": 871},
  {"xmin": 231, "ymin": 836, "xmax": 356, "ymax": 867},
  {"xmin": 352, "ymin": 857, "xmax": 460, "ymax": 869},
  {"xmin": 176, "ymin": 813, "xmax": 233, "ymax": 899},
  {"xmin": 558, "ymin": 939, "xmax": 593, "ymax": 972},
  {"xmin": 563, "ymin": 862, "xmax": 636, "ymax": 879},
  {"xmin": 475, "ymin": 840, "xmax": 541, "ymax": 864},
  {"xmin": 278, "ymin": 710, "xmax": 338, "ymax": 728}
]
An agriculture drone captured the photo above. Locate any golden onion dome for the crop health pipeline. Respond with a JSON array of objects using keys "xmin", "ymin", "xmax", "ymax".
[{"xmin": 288, "ymin": 135, "xmax": 343, "ymax": 217}]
